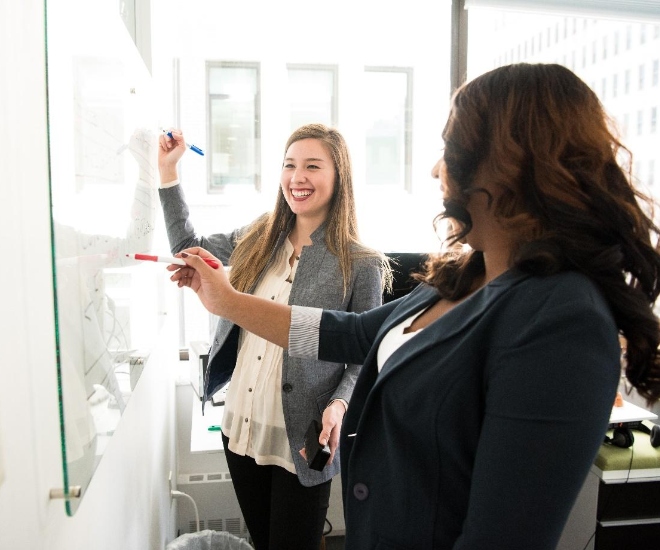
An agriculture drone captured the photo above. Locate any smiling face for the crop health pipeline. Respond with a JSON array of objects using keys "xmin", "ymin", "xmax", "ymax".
[{"xmin": 281, "ymin": 138, "xmax": 336, "ymax": 224}]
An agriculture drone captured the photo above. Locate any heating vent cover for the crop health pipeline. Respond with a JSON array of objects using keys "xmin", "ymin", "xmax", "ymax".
[{"xmin": 176, "ymin": 472, "xmax": 250, "ymax": 541}]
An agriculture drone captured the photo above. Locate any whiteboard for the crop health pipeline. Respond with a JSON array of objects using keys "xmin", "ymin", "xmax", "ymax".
[{"xmin": 46, "ymin": 0, "xmax": 166, "ymax": 515}]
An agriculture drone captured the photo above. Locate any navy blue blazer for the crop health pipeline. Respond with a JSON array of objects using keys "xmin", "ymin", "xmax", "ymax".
[{"xmin": 316, "ymin": 269, "xmax": 620, "ymax": 549}]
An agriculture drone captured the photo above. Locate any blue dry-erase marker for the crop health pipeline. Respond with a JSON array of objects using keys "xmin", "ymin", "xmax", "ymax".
[{"xmin": 164, "ymin": 130, "xmax": 204, "ymax": 156}]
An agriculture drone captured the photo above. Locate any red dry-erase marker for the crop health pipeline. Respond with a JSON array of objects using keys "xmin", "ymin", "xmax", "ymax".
[{"xmin": 126, "ymin": 253, "xmax": 220, "ymax": 269}]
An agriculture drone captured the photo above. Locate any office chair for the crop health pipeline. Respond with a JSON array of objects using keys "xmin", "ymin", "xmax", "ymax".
[{"xmin": 384, "ymin": 253, "xmax": 428, "ymax": 303}]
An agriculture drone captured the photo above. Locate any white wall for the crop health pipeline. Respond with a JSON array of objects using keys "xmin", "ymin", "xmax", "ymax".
[{"xmin": 0, "ymin": 1, "xmax": 178, "ymax": 549}]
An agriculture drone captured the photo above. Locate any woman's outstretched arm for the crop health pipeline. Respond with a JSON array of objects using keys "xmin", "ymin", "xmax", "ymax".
[{"xmin": 168, "ymin": 247, "xmax": 292, "ymax": 349}]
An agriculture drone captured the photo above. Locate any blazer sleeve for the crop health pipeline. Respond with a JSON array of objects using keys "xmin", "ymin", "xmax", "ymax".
[
  {"xmin": 330, "ymin": 256, "xmax": 386, "ymax": 404},
  {"xmin": 158, "ymin": 184, "xmax": 243, "ymax": 263},
  {"xmin": 318, "ymin": 297, "xmax": 403, "ymax": 367},
  {"xmin": 454, "ymin": 280, "xmax": 620, "ymax": 549}
]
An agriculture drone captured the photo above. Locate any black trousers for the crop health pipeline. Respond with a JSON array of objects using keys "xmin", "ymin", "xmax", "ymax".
[{"xmin": 222, "ymin": 434, "xmax": 331, "ymax": 550}]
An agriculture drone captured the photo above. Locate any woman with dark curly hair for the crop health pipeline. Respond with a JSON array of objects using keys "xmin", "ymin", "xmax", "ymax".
[{"xmin": 167, "ymin": 63, "xmax": 660, "ymax": 549}]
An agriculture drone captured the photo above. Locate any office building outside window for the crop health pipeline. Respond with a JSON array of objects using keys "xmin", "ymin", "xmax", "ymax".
[{"xmin": 467, "ymin": 6, "xmax": 660, "ymax": 196}]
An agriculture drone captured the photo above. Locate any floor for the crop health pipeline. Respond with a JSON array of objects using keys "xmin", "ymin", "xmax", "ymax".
[{"xmin": 324, "ymin": 535, "xmax": 346, "ymax": 550}]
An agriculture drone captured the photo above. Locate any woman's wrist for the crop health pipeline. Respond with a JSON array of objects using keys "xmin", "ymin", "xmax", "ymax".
[
  {"xmin": 159, "ymin": 168, "xmax": 179, "ymax": 186},
  {"xmin": 327, "ymin": 398, "xmax": 348, "ymax": 414},
  {"xmin": 160, "ymin": 177, "xmax": 180, "ymax": 189}
]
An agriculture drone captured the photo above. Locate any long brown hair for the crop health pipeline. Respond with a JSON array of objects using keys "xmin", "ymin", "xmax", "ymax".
[
  {"xmin": 415, "ymin": 63, "xmax": 660, "ymax": 404},
  {"xmin": 229, "ymin": 123, "xmax": 389, "ymax": 296}
]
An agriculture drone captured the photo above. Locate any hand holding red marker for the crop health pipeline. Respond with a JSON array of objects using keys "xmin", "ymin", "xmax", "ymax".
[
  {"xmin": 126, "ymin": 253, "xmax": 221, "ymax": 269},
  {"xmin": 165, "ymin": 247, "xmax": 236, "ymax": 318}
]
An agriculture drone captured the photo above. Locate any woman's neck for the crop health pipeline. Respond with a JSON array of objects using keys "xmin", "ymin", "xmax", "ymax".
[
  {"xmin": 481, "ymin": 249, "xmax": 512, "ymax": 287},
  {"xmin": 289, "ymin": 217, "xmax": 324, "ymax": 251}
]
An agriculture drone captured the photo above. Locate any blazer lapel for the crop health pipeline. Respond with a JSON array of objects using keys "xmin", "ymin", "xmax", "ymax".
[
  {"xmin": 375, "ymin": 269, "xmax": 527, "ymax": 382},
  {"xmin": 343, "ymin": 270, "xmax": 528, "ymax": 436}
]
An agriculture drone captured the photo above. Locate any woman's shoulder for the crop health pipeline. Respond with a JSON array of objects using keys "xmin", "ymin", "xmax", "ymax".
[
  {"xmin": 511, "ymin": 270, "xmax": 611, "ymax": 313},
  {"xmin": 348, "ymin": 242, "xmax": 388, "ymax": 262},
  {"xmin": 523, "ymin": 270, "xmax": 601, "ymax": 292},
  {"xmin": 349, "ymin": 246, "xmax": 392, "ymax": 278}
]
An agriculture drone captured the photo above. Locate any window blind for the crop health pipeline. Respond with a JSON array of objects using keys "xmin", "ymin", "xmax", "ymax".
[{"xmin": 464, "ymin": 1, "xmax": 660, "ymax": 21}]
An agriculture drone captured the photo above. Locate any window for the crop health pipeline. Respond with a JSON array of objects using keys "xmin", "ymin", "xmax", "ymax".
[
  {"xmin": 592, "ymin": 40, "xmax": 597, "ymax": 63},
  {"xmin": 287, "ymin": 64, "xmax": 337, "ymax": 132},
  {"xmin": 207, "ymin": 62, "xmax": 261, "ymax": 191},
  {"xmin": 651, "ymin": 107, "xmax": 658, "ymax": 134},
  {"xmin": 364, "ymin": 68, "xmax": 412, "ymax": 190},
  {"xmin": 155, "ymin": 1, "xmax": 451, "ymax": 349},
  {"xmin": 650, "ymin": 160, "xmax": 656, "ymax": 187},
  {"xmin": 614, "ymin": 31, "xmax": 620, "ymax": 55}
]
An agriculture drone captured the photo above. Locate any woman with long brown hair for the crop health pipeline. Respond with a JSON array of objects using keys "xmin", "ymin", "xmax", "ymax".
[{"xmin": 158, "ymin": 123, "xmax": 389, "ymax": 550}]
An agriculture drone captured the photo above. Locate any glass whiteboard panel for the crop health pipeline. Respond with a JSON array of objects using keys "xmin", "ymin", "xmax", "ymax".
[{"xmin": 46, "ymin": 0, "xmax": 164, "ymax": 515}]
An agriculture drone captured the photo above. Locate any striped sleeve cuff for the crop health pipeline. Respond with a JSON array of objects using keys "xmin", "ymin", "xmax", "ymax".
[
  {"xmin": 160, "ymin": 178, "xmax": 180, "ymax": 189},
  {"xmin": 289, "ymin": 305, "xmax": 322, "ymax": 359}
]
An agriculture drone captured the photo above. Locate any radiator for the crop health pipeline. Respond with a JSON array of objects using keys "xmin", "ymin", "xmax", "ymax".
[{"xmin": 176, "ymin": 471, "xmax": 251, "ymax": 541}]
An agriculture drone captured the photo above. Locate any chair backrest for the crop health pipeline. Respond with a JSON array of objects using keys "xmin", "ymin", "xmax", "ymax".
[{"xmin": 384, "ymin": 252, "xmax": 428, "ymax": 303}]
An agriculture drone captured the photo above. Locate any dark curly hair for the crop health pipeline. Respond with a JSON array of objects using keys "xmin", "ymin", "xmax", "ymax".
[{"xmin": 414, "ymin": 63, "xmax": 660, "ymax": 404}]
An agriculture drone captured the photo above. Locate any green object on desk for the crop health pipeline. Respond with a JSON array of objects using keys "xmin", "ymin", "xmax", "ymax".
[{"xmin": 208, "ymin": 425, "xmax": 222, "ymax": 432}]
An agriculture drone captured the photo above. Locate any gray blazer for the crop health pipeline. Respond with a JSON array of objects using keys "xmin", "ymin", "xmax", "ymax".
[{"xmin": 159, "ymin": 185, "xmax": 384, "ymax": 485}]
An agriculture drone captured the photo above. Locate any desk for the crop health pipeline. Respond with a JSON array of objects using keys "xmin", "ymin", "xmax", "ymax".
[
  {"xmin": 609, "ymin": 399, "xmax": 657, "ymax": 425},
  {"xmin": 589, "ymin": 428, "xmax": 660, "ymax": 550},
  {"xmin": 190, "ymin": 394, "xmax": 224, "ymax": 454},
  {"xmin": 558, "ymin": 401, "xmax": 660, "ymax": 550}
]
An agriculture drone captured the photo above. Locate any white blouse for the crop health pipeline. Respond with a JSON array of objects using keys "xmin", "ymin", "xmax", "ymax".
[
  {"xmin": 376, "ymin": 308, "xmax": 427, "ymax": 371},
  {"xmin": 222, "ymin": 239, "xmax": 299, "ymax": 473}
]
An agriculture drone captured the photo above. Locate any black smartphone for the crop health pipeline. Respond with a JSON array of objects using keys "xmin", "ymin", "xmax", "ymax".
[{"xmin": 304, "ymin": 419, "xmax": 331, "ymax": 471}]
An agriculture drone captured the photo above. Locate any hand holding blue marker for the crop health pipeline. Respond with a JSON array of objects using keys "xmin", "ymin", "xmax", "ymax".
[{"xmin": 163, "ymin": 129, "xmax": 204, "ymax": 156}]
